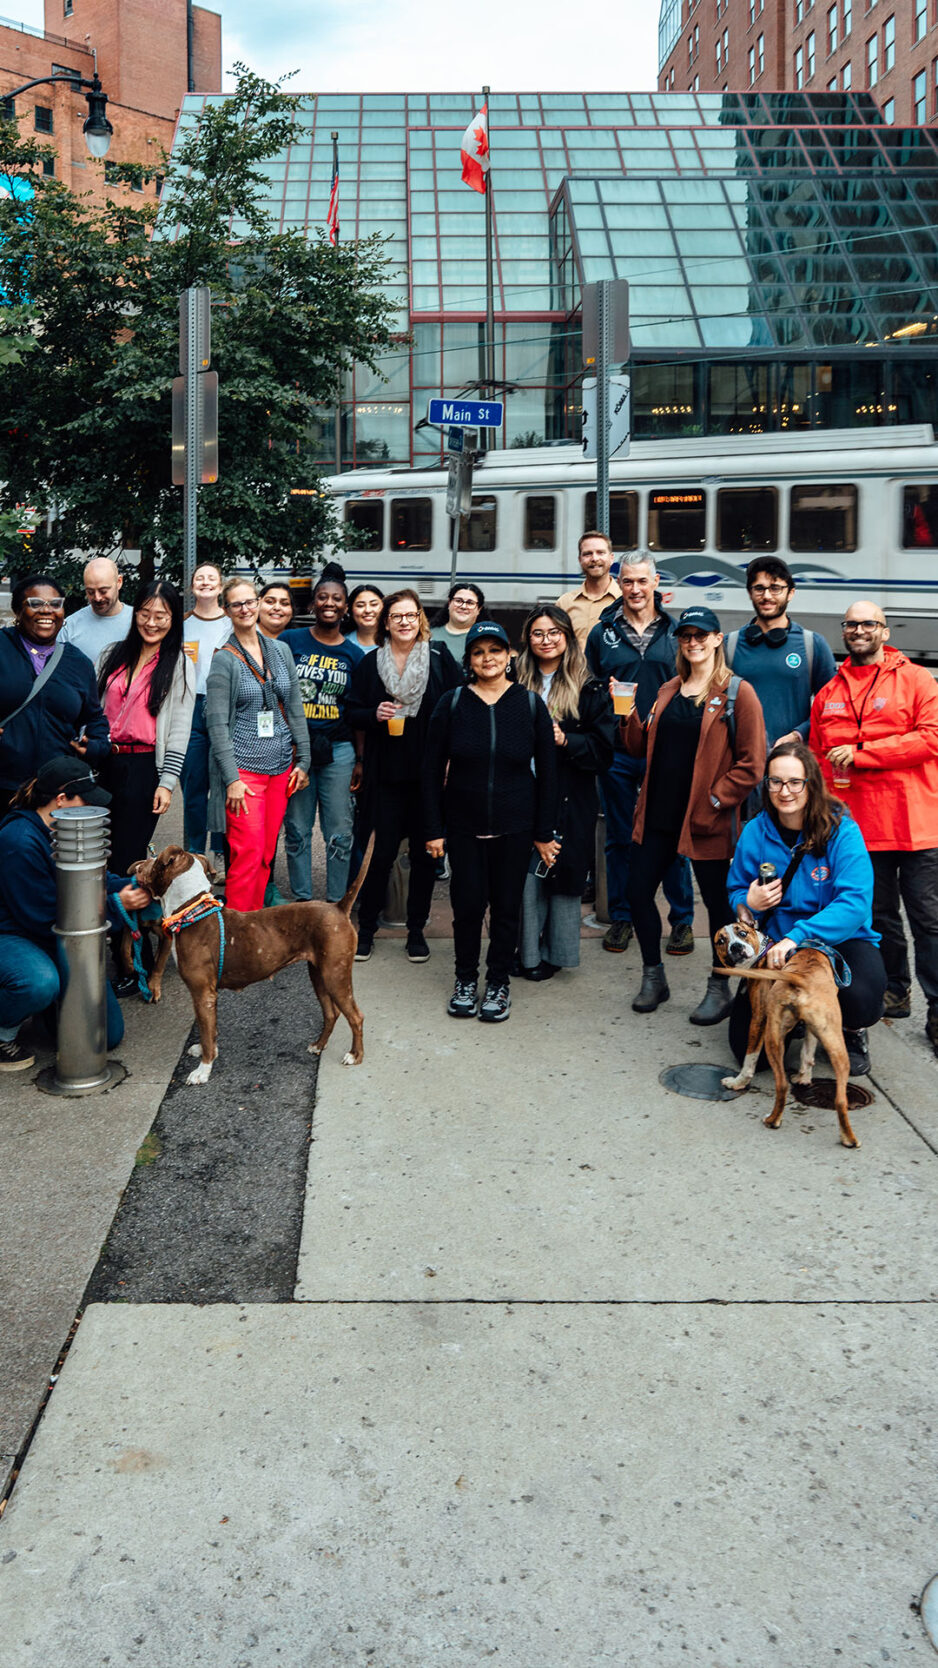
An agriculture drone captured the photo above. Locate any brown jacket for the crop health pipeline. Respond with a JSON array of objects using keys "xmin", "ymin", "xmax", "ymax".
[{"xmin": 624, "ymin": 675, "xmax": 766, "ymax": 860}]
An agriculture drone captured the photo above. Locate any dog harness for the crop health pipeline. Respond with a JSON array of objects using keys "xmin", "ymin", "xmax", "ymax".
[{"xmin": 161, "ymin": 891, "xmax": 226, "ymax": 981}]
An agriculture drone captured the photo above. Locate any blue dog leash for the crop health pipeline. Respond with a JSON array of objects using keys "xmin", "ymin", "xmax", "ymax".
[{"xmin": 112, "ymin": 894, "xmax": 154, "ymax": 1003}]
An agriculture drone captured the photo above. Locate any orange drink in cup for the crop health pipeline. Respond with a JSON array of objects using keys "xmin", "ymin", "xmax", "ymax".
[
  {"xmin": 611, "ymin": 679, "xmax": 637, "ymax": 718},
  {"xmin": 832, "ymin": 765, "xmax": 851, "ymax": 791},
  {"xmin": 388, "ymin": 712, "xmax": 405, "ymax": 736}
]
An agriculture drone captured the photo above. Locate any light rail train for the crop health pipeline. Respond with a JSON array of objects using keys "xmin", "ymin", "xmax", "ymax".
[{"xmin": 325, "ymin": 425, "xmax": 938, "ymax": 658}]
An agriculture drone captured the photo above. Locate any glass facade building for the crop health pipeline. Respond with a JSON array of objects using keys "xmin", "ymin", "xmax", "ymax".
[{"xmin": 170, "ymin": 88, "xmax": 938, "ymax": 468}]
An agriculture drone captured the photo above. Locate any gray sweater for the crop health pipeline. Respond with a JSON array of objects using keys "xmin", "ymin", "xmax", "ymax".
[{"xmin": 204, "ymin": 635, "xmax": 311, "ymax": 829}]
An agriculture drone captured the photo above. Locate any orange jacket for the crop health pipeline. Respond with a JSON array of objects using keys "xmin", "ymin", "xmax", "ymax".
[{"xmin": 808, "ymin": 644, "xmax": 938, "ymax": 851}]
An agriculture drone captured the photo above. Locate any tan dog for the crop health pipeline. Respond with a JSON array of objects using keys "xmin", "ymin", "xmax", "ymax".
[
  {"xmin": 713, "ymin": 921, "xmax": 857, "ymax": 1148},
  {"xmin": 134, "ymin": 838, "xmax": 373, "ymax": 1086}
]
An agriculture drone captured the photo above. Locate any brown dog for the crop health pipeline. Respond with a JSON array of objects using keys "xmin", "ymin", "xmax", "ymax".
[
  {"xmin": 134, "ymin": 838, "xmax": 373, "ymax": 1086},
  {"xmin": 713, "ymin": 922, "xmax": 857, "ymax": 1148}
]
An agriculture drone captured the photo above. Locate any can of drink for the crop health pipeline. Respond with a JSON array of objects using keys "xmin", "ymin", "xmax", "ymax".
[{"xmin": 758, "ymin": 862, "xmax": 777, "ymax": 884}]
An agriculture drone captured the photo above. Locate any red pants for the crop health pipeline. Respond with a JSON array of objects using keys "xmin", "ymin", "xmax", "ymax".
[{"xmin": 225, "ymin": 767, "xmax": 291, "ymax": 912}]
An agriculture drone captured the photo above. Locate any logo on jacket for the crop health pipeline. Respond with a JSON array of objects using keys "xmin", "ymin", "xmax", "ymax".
[
  {"xmin": 786, "ymin": 653, "xmax": 802, "ymax": 669},
  {"xmin": 872, "ymin": 696, "xmax": 887, "ymax": 710},
  {"xmin": 603, "ymin": 628, "xmax": 619, "ymax": 646},
  {"xmin": 823, "ymin": 700, "xmax": 847, "ymax": 713},
  {"xmin": 810, "ymin": 864, "xmax": 831, "ymax": 882}
]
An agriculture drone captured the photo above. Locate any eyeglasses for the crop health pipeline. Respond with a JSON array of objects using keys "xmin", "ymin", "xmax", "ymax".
[
  {"xmin": 766, "ymin": 777, "xmax": 807, "ymax": 794},
  {"xmin": 22, "ymin": 596, "xmax": 65, "ymax": 611},
  {"xmin": 228, "ymin": 598, "xmax": 258, "ymax": 612},
  {"xmin": 388, "ymin": 612, "xmax": 419, "ymax": 625},
  {"xmin": 841, "ymin": 619, "xmax": 884, "ymax": 633},
  {"xmin": 530, "ymin": 628, "xmax": 564, "ymax": 643},
  {"xmin": 750, "ymin": 583, "xmax": 789, "ymax": 597},
  {"xmin": 137, "ymin": 610, "xmax": 172, "ymax": 626}
]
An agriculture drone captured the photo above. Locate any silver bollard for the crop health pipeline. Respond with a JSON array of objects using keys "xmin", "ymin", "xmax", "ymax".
[
  {"xmin": 381, "ymin": 838, "xmax": 410, "ymax": 927},
  {"xmin": 46, "ymin": 805, "xmax": 115, "ymax": 1094}
]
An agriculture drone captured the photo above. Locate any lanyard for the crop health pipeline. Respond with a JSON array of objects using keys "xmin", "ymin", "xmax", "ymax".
[{"xmin": 843, "ymin": 665, "xmax": 881, "ymax": 737}]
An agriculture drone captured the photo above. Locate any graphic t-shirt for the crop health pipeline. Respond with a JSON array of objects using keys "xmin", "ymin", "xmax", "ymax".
[{"xmin": 281, "ymin": 629, "xmax": 363, "ymax": 746}]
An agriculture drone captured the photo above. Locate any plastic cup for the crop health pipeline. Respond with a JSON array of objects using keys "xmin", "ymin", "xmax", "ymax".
[
  {"xmin": 611, "ymin": 680, "xmax": 637, "ymax": 718},
  {"xmin": 387, "ymin": 713, "xmax": 405, "ymax": 736},
  {"xmin": 832, "ymin": 767, "xmax": 851, "ymax": 791}
]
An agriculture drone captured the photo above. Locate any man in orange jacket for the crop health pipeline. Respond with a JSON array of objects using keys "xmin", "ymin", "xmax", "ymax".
[{"xmin": 809, "ymin": 600, "xmax": 938, "ymax": 1055}]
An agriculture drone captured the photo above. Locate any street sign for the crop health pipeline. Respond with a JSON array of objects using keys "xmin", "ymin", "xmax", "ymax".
[
  {"xmin": 428, "ymin": 397, "xmax": 503, "ymax": 429},
  {"xmin": 171, "ymin": 370, "xmax": 219, "ymax": 486},
  {"xmin": 447, "ymin": 425, "xmax": 464, "ymax": 454},
  {"xmin": 582, "ymin": 279, "xmax": 629, "ymax": 368},
  {"xmin": 581, "ymin": 374, "xmax": 630, "ymax": 462}
]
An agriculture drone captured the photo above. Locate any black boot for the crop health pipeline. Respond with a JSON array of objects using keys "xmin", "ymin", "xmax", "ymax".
[
  {"xmin": 632, "ymin": 964, "xmax": 670, "ymax": 1013},
  {"xmin": 845, "ymin": 1028, "xmax": 871, "ymax": 1076},
  {"xmin": 689, "ymin": 973, "xmax": 732, "ymax": 1026}
]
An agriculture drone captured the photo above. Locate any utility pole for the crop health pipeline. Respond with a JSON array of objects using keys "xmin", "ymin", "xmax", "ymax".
[{"xmin": 172, "ymin": 285, "xmax": 218, "ymax": 594}]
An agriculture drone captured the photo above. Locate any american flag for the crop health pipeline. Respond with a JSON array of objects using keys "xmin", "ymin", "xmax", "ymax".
[{"xmin": 327, "ymin": 141, "xmax": 339, "ymax": 246}]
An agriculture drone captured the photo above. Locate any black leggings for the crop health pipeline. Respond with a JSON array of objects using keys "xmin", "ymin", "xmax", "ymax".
[
  {"xmin": 102, "ymin": 751, "xmax": 160, "ymax": 876},
  {"xmin": 627, "ymin": 832, "xmax": 730, "ymax": 969},
  {"xmin": 729, "ymin": 936, "xmax": 887, "ymax": 1064},
  {"xmin": 447, "ymin": 826, "xmax": 532, "ymax": 986},
  {"xmin": 357, "ymin": 779, "xmax": 436, "ymax": 936}
]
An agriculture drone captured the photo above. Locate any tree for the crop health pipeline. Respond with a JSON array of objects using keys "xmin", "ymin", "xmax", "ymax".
[{"xmin": 0, "ymin": 68, "xmax": 398, "ymax": 584}]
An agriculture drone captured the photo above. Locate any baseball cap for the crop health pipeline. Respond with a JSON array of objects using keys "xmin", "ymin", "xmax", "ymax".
[
  {"xmin": 465, "ymin": 620, "xmax": 511, "ymax": 652},
  {"xmin": 676, "ymin": 605, "xmax": 721, "ymax": 636},
  {"xmin": 34, "ymin": 755, "xmax": 111, "ymax": 807}
]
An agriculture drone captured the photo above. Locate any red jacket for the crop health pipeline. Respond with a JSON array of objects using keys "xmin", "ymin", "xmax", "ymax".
[{"xmin": 808, "ymin": 644, "xmax": 938, "ymax": 851}]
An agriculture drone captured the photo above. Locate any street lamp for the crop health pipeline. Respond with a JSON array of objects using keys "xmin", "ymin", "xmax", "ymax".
[{"xmin": 1, "ymin": 72, "xmax": 113, "ymax": 158}]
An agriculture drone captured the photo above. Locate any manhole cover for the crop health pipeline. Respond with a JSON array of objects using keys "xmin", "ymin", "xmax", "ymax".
[
  {"xmin": 660, "ymin": 1063, "xmax": 745, "ymax": 1102},
  {"xmin": 921, "ymin": 1573, "xmax": 938, "ymax": 1649},
  {"xmin": 791, "ymin": 1078, "xmax": 874, "ymax": 1110}
]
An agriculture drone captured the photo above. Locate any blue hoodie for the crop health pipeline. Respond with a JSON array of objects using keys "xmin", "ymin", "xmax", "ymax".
[
  {"xmin": 0, "ymin": 808, "xmax": 128, "ymax": 949},
  {"xmin": 727, "ymin": 808, "xmax": 878, "ymax": 947}
]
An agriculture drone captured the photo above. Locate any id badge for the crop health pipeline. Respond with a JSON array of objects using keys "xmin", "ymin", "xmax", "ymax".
[{"xmin": 257, "ymin": 709, "xmax": 274, "ymax": 738}]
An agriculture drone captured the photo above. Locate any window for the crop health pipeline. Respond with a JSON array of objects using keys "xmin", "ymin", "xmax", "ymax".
[
  {"xmin": 795, "ymin": 45, "xmax": 805, "ymax": 85},
  {"xmin": 344, "ymin": 499, "xmax": 384, "ymax": 549},
  {"xmin": 806, "ymin": 28, "xmax": 816, "ymax": 74},
  {"xmin": 795, "ymin": 0, "xmax": 804, "ymax": 22},
  {"xmin": 0, "ymin": 97, "xmax": 14, "ymax": 121},
  {"xmin": 915, "ymin": 0, "xmax": 927, "ymax": 40},
  {"xmin": 648, "ymin": 490, "xmax": 706, "ymax": 552},
  {"xmin": 844, "ymin": 0, "xmax": 852, "ymax": 37},
  {"xmin": 790, "ymin": 484, "xmax": 857, "ymax": 552},
  {"xmin": 749, "ymin": 0, "xmax": 755, "ymax": 20},
  {"xmin": 34, "ymin": 106, "xmax": 53, "ymax": 134},
  {"xmin": 749, "ymin": 45, "xmax": 756, "ymax": 82},
  {"xmin": 828, "ymin": 4, "xmax": 838, "ymax": 49},
  {"xmin": 51, "ymin": 63, "xmax": 80, "ymax": 89},
  {"xmin": 583, "ymin": 492, "xmax": 637, "ymax": 549},
  {"xmin": 914, "ymin": 66, "xmax": 928, "ymax": 119},
  {"xmin": 902, "ymin": 485, "xmax": 938, "ymax": 548},
  {"xmin": 458, "ymin": 495, "xmax": 497, "ymax": 553},
  {"xmin": 692, "ymin": 72, "xmax": 700, "ymax": 88},
  {"xmin": 42, "ymin": 156, "xmax": 54, "ymax": 177},
  {"xmin": 716, "ymin": 489, "xmax": 777, "ymax": 553},
  {"xmin": 758, "ymin": 31, "xmax": 765, "ymax": 69},
  {"xmin": 843, "ymin": 58, "xmax": 852, "ymax": 86},
  {"xmin": 934, "ymin": 54, "xmax": 938, "ymax": 116},
  {"xmin": 867, "ymin": 33, "xmax": 879, "ymax": 85},
  {"xmin": 884, "ymin": 14, "xmax": 895, "ymax": 70},
  {"xmin": 523, "ymin": 495, "xmax": 556, "ymax": 550},
  {"xmin": 828, "ymin": 75, "xmax": 837, "ymax": 89},
  {"xmin": 390, "ymin": 496, "xmax": 432, "ymax": 549},
  {"xmin": 883, "ymin": 96, "xmax": 895, "ymax": 120},
  {"xmin": 154, "ymin": 174, "xmax": 164, "ymax": 197},
  {"xmin": 63, "ymin": 0, "xmax": 73, "ymax": 14}
]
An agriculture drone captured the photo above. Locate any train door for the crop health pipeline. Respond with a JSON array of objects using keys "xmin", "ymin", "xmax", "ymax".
[
  {"xmin": 518, "ymin": 491, "xmax": 562, "ymax": 601},
  {"xmin": 892, "ymin": 479, "xmax": 938, "ymax": 657}
]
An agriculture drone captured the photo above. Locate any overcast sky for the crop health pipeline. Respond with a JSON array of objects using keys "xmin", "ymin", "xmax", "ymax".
[{"xmin": 18, "ymin": 0, "xmax": 660, "ymax": 96}]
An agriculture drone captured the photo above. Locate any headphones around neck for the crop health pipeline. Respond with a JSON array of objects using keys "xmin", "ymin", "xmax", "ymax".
[{"xmin": 744, "ymin": 619, "xmax": 790, "ymax": 649}]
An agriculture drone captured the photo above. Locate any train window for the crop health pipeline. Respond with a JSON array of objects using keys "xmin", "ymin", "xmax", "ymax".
[
  {"xmin": 648, "ymin": 489, "xmax": 706, "ymax": 551},
  {"xmin": 344, "ymin": 499, "xmax": 383, "ymax": 551},
  {"xmin": 524, "ymin": 495, "xmax": 556, "ymax": 550},
  {"xmin": 716, "ymin": 488, "xmax": 777, "ymax": 553},
  {"xmin": 458, "ymin": 495, "xmax": 497, "ymax": 553},
  {"xmin": 583, "ymin": 491, "xmax": 637, "ymax": 549},
  {"xmin": 902, "ymin": 484, "xmax": 938, "ymax": 549},
  {"xmin": 790, "ymin": 484, "xmax": 857, "ymax": 553},
  {"xmin": 390, "ymin": 497, "xmax": 432, "ymax": 550}
]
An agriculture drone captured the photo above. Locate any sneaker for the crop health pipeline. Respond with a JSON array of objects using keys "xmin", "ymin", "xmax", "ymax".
[
  {"xmin": 406, "ymin": 931, "xmax": 430, "ymax": 963},
  {"xmin": 0, "ymin": 1035, "xmax": 35, "ymax": 1071},
  {"xmin": 602, "ymin": 920, "xmax": 633, "ymax": 953},
  {"xmin": 447, "ymin": 979, "xmax": 479, "ymax": 1018},
  {"xmin": 845, "ymin": 1028, "xmax": 871, "ymax": 1076},
  {"xmin": 478, "ymin": 982, "xmax": 511, "ymax": 1023},
  {"xmin": 354, "ymin": 931, "xmax": 374, "ymax": 962},
  {"xmin": 883, "ymin": 988, "xmax": 911, "ymax": 1020},
  {"xmin": 665, "ymin": 922, "xmax": 695, "ymax": 957}
]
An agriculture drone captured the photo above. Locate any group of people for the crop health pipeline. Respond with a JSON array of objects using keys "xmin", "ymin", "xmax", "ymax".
[{"xmin": 1, "ymin": 534, "xmax": 936, "ymax": 1074}]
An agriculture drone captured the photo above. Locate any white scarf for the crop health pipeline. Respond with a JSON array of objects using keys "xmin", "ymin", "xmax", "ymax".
[{"xmin": 376, "ymin": 639, "xmax": 430, "ymax": 716}]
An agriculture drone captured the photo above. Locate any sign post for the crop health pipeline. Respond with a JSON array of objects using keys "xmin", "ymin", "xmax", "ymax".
[
  {"xmin": 581, "ymin": 280, "xmax": 629, "ymax": 538},
  {"xmin": 172, "ymin": 286, "xmax": 218, "ymax": 595},
  {"xmin": 428, "ymin": 402, "xmax": 491, "ymax": 590}
]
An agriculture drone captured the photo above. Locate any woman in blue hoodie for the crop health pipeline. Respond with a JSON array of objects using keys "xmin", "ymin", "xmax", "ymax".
[{"xmin": 727, "ymin": 739, "xmax": 886, "ymax": 1077}]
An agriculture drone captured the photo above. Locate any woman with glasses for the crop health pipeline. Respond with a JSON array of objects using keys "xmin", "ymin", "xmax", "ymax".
[
  {"xmin": 0, "ymin": 573, "xmax": 110, "ymax": 815},
  {"xmin": 429, "ymin": 583, "xmax": 486, "ymax": 663},
  {"xmin": 623, "ymin": 605, "xmax": 765, "ymax": 1025},
  {"xmin": 514, "ymin": 605, "xmax": 615, "ymax": 980},
  {"xmin": 727, "ymin": 739, "xmax": 886, "ymax": 1077},
  {"xmin": 205, "ymin": 579, "xmax": 310, "ymax": 912},
  {"xmin": 97, "ymin": 579, "xmax": 196, "ymax": 875},
  {"xmin": 347, "ymin": 589, "xmax": 462, "ymax": 963}
]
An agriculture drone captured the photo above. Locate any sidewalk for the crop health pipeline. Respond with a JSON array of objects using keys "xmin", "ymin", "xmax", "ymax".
[{"xmin": 1, "ymin": 923, "xmax": 936, "ymax": 1664}]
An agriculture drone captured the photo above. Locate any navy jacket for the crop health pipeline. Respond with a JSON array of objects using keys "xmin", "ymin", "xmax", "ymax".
[
  {"xmin": 584, "ymin": 599, "xmax": 680, "ymax": 744},
  {"xmin": 0, "ymin": 629, "xmax": 111, "ymax": 791},
  {"xmin": 0, "ymin": 808, "xmax": 128, "ymax": 951},
  {"xmin": 725, "ymin": 619, "xmax": 837, "ymax": 746}
]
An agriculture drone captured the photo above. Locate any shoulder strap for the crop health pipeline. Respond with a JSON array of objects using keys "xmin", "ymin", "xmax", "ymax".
[
  {"xmin": 1, "ymin": 641, "xmax": 65, "ymax": 730},
  {"xmin": 761, "ymin": 839, "xmax": 808, "ymax": 935},
  {"xmin": 803, "ymin": 628, "xmax": 815, "ymax": 684},
  {"xmin": 725, "ymin": 629, "xmax": 739, "ymax": 670},
  {"xmin": 722, "ymin": 673, "xmax": 741, "ymax": 755},
  {"xmin": 527, "ymin": 689, "xmax": 538, "ymax": 723},
  {"xmin": 219, "ymin": 639, "xmax": 288, "ymax": 723}
]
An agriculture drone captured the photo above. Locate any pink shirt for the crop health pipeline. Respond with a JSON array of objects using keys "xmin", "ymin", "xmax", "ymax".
[{"xmin": 104, "ymin": 657, "xmax": 158, "ymax": 746}]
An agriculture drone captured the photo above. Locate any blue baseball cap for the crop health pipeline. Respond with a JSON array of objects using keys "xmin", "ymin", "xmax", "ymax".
[
  {"xmin": 465, "ymin": 620, "xmax": 511, "ymax": 652},
  {"xmin": 676, "ymin": 606, "xmax": 721, "ymax": 635}
]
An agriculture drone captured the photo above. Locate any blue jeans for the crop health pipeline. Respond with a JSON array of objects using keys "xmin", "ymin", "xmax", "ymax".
[
  {"xmin": 285, "ymin": 740, "xmax": 356, "ymax": 903},
  {"xmin": 0, "ymin": 935, "xmax": 123, "ymax": 1049},
  {"xmin": 180, "ymin": 696, "xmax": 226, "ymax": 858},
  {"xmin": 601, "ymin": 750, "xmax": 694, "ymax": 927}
]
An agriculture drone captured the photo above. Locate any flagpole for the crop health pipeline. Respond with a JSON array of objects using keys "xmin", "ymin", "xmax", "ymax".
[
  {"xmin": 331, "ymin": 130, "xmax": 342, "ymax": 477},
  {"xmin": 482, "ymin": 84, "xmax": 495, "ymax": 453}
]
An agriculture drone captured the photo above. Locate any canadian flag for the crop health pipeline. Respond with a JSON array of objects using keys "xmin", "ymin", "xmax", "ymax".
[{"xmin": 460, "ymin": 103, "xmax": 489, "ymax": 194}]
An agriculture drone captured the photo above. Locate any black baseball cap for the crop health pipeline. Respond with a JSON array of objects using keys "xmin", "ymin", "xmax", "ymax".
[
  {"xmin": 676, "ymin": 605, "xmax": 722, "ymax": 636},
  {"xmin": 34, "ymin": 755, "xmax": 111, "ymax": 807},
  {"xmin": 465, "ymin": 620, "xmax": 511, "ymax": 652}
]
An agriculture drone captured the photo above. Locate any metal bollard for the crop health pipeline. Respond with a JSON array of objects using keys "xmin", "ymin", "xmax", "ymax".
[
  {"xmin": 46, "ymin": 806, "xmax": 115, "ymax": 1094},
  {"xmin": 381, "ymin": 838, "xmax": 410, "ymax": 927},
  {"xmin": 593, "ymin": 812, "xmax": 610, "ymax": 925}
]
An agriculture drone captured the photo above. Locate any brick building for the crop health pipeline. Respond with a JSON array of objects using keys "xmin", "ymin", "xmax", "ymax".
[
  {"xmin": 658, "ymin": 0, "xmax": 938, "ymax": 126},
  {"xmin": 0, "ymin": 1, "xmax": 221, "ymax": 206}
]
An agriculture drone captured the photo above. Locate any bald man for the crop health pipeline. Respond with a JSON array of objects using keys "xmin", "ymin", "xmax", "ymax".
[
  {"xmin": 60, "ymin": 558, "xmax": 129, "ymax": 662},
  {"xmin": 809, "ymin": 600, "xmax": 938, "ymax": 1056}
]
